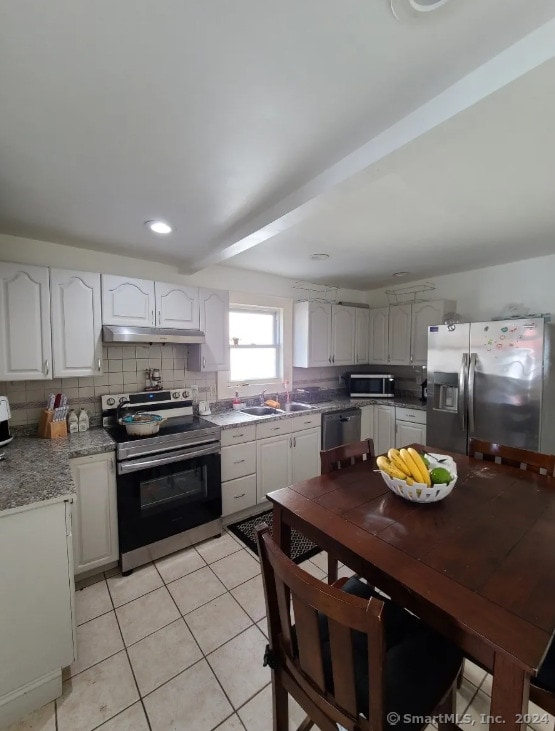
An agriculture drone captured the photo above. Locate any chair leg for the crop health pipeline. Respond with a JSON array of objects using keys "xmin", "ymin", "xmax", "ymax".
[
  {"xmin": 272, "ymin": 675, "xmax": 289, "ymax": 731},
  {"xmin": 436, "ymin": 684, "xmax": 457, "ymax": 731},
  {"xmin": 296, "ymin": 717, "xmax": 315, "ymax": 731},
  {"xmin": 327, "ymin": 555, "xmax": 338, "ymax": 584}
]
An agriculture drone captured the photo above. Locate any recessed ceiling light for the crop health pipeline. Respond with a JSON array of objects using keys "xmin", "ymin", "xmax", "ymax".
[
  {"xmin": 393, "ymin": 271, "xmax": 409, "ymax": 277},
  {"xmin": 145, "ymin": 220, "xmax": 172, "ymax": 234},
  {"xmin": 310, "ymin": 253, "xmax": 330, "ymax": 261}
]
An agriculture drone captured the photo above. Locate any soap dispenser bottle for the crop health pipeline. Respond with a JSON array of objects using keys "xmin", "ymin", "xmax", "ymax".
[{"xmin": 78, "ymin": 408, "xmax": 89, "ymax": 432}]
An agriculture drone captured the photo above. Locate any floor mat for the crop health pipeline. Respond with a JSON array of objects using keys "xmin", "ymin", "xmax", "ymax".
[{"xmin": 227, "ymin": 509, "xmax": 322, "ymax": 564}]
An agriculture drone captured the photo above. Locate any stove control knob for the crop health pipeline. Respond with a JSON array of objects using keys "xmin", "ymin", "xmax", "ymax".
[
  {"xmin": 119, "ymin": 397, "xmax": 127, "ymax": 404},
  {"xmin": 106, "ymin": 397, "xmax": 115, "ymax": 406},
  {"xmin": 182, "ymin": 390, "xmax": 189, "ymax": 399},
  {"xmin": 172, "ymin": 391, "xmax": 180, "ymax": 399}
]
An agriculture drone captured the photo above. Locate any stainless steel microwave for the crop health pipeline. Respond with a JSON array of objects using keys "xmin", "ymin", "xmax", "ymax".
[{"xmin": 348, "ymin": 373, "xmax": 395, "ymax": 398}]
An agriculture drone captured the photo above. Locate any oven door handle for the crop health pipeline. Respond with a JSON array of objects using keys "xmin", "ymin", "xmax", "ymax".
[{"xmin": 118, "ymin": 444, "xmax": 220, "ymax": 474}]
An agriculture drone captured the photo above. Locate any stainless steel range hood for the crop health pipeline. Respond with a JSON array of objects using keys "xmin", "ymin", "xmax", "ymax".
[{"xmin": 102, "ymin": 325, "xmax": 206, "ymax": 344}]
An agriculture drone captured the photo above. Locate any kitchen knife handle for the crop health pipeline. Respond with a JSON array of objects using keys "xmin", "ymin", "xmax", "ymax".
[
  {"xmin": 468, "ymin": 353, "xmax": 477, "ymax": 434},
  {"xmin": 459, "ymin": 353, "xmax": 468, "ymax": 432}
]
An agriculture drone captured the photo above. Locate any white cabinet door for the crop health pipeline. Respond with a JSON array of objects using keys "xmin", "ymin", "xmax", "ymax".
[
  {"xmin": 0, "ymin": 501, "xmax": 75, "ymax": 712},
  {"xmin": 50, "ymin": 269, "xmax": 102, "ymax": 378},
  {"xmin": 0, "ymin": 263, "xmax": 52, "ymax": 381},
  {"xmin": 101, "ymin": 275, "xmax": 155, "ymax": 327},
  {"xmin": 388, "ymin": 304, "xmax": 411, "ymax": 365},
  {"xmin": 373, "ymin": 405, "xmax": 395, "ymax": 456},
  {"xmin": 360, "ymin": 405, "xmax": 375, "ymax": 441},
  {"xmin": 197, "ymin": 288, "xmax": 229, "ymax": 372},
  {"xmin": 395, "ymin": 422, "xmax": 426, "ymax": 449},
  {"xmin": 308, "ymin": 302, "xmax": 332, "ymax": 367},
  {"xmin": 256, "ymin": 434, "xmax": 291, "ymax": 503},
  {"xmin": 155, "ymin": 282, "xmax": 199, "ymax": 330},
  {"xmin": 71, "ymin": 452, "xmax": 118, "ymax": 575},
  {"xmin": 331, "ymin": 305, "xmax": 356, "ymax": 366},
  {"xmin": 410, "ymin": 300, "xmax": 446, "ymax": 366},
  {"xmin": 291, "ymin": 427, "xmax": 321, "ymax": 483},
  {"xmin": 368, "ymin": 307, "xmax": 389, "ymax": 364},
  {"xmin": 355, "ymin": 308, "xmax": 369, "ymax": 365}
]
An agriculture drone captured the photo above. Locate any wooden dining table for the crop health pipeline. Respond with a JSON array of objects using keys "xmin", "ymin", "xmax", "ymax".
[{"xmin": 267, "ymin": 444, "xmax": 555, "ymax": 731}]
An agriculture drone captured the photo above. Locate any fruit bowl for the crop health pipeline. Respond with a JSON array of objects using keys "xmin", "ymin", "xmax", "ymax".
[{"xmin": 378, "ymin": 451, "xmax": 457, "ymax": 503}]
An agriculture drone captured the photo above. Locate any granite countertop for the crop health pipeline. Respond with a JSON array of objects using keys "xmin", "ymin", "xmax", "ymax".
[
  {"xmin": 0, "ymin": 429, "xmax": 116, "ymax": 515},
  {"xmin": 206, "ymin": 396, "xmax": 427, "ymax": 429}
]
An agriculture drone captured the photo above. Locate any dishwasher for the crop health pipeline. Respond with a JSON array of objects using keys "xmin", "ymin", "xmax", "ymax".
[{"xmin": 322, "ymin": 408, "xmax": 361, "ymax": 450}]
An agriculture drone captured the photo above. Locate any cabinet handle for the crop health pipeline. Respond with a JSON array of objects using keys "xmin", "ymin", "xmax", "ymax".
[
  {"xmin": 233, "ymin": 433, "xmax": 244, "ymax": 438},
  {"xmin": 289, "ymin": 437, "xmax": 292, "ymax": 447},
  {"xmin": 304, "ymin": 420, "xmax": 312, "ymax": 424},
  {"xmin": 98, "ymin": 358, "xmax": 101, "ymax": 372},
  {"xmin": 293, "ymin": 436, "xmax": 296, "ymax": 447},
  {"xmin": 110, "ymin": 459, "xmax": 115, "ymax": 472},
  {"xmin": 271, "ymin": 427, "xmax": 280, "ymax": 431},
  {"xmin": 233, "ymin": 459, "xmax": 245, "ymax": 464},
  {"xmin": 151, "ymin": 310, "xmax": 154, "ymax": 324},
  {"xmin": 332, "ymin": 355, "xmax": 335, "ymax": 363},
  {"xmin": 234, "ymin": 493, "xmax": 246, "ymax": 499},
  {"xmin": 410, "ymin": 354, "xmax": 413, "ymax": 363},
  {"xmin": 328, "ymin": 356, "xmax": 331, "ymax": 364},
  {"xmin": 43, "ymin": 359, "xmax": 49, "ymax": 376},
  {"xmin": 158, "ymin": 310, "xmax": 161, "ymax": 324},
  {"xmin": 202, "ymin": 356, "xmax": 206, "ymax": 369}
]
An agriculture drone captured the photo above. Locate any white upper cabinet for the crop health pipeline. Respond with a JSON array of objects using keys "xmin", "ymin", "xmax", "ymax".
[
  {"xmin": 0, "ymin": 263, "xmax": 52, "ymax": 380},
  {"xmin": 101, "ymin": 275, "xmax": 156, "ymax": 327},
  {"xmin": 410, "ymin": 300, "xmax": 453, "ymax": 365},
  {"xmin": 50, "ymin": 269, "xmax": 102, "ymax": 378},
  {"xmin": 354, "ymin": 308, "xmax": 369, "ymax": 365},
  {"xmin": 155, "ymin": 282, "xmax": 199, "ymax": 330},
  {"xmin": 388, "ymin": 304, "xmax": 412, "ymax": 365},
  {"xmin": 368, "ymin": 307, "xmax": 389, "ymax": 364},
  {"xmin": 331, "ymin": 305, "xmax": 356, "ymax": 366},
  {"xmin": 190, "ymin": 288, "xmax": 229, "ymax": 372},
  {"xmin": 294, "ymin": 302, "xmax": 361, "ymax": 368}
]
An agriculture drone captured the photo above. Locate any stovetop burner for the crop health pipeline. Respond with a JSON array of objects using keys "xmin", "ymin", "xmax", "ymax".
[{"xmin": 105, "ymin": 415, "xmax": 217, "ymax": 444}]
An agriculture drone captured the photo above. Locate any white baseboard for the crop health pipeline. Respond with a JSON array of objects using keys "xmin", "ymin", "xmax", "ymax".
[{"xmin": 0, "ymin": 669, "xmax": 61, "ymax": 728}]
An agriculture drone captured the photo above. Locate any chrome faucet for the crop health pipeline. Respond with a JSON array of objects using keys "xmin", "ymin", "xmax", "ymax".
[{"xmin": 259, "ymin": 390, "xmax": 266, "ymax": 405}]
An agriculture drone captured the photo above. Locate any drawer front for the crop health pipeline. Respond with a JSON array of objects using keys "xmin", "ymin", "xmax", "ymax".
[
  {"xmin": 256, "ymin": 419, "xmax": 291, "ymax": 439},
  {"xmin": 395, "ymin": 407, "xmax": 426, "ymax": 425},
  {"xmin": 221, "ymin": 424, "xmax": 257, "ymax": 447},
  {"xmin": 222, "ymin": 474, "xmax": 257, "ymax": 516},
  {"xmin": 221, "ymin": 442, "xmax": 256, "ymax": 481},
  {"xmin": 289, "ymin": 412, "xmax": 321, "ymax": 433}
]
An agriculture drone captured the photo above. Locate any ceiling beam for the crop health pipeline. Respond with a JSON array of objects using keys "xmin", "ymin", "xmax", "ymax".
[{"xmin": 187, "ymin": 18, "xmax": 555, "ymax": 274}]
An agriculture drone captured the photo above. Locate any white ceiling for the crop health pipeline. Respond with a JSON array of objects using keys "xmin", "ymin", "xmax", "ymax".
[{"xmin": 1, "ymin": 1, "xmax": 554, "ymax": 286}]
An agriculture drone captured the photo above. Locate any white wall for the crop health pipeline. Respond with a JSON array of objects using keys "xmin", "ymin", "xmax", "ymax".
[
  {"xmin": 366, "ymin": 253, "xmax": 555, "ymax": 321},
  {"xmin": 0, "ymin": 233, "xmax": 367, "ymax": 303}
]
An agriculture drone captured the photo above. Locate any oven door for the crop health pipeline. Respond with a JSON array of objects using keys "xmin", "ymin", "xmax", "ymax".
[{"xmin": 116, "ymin": 444, "xmax": 221, "ymax": 555}]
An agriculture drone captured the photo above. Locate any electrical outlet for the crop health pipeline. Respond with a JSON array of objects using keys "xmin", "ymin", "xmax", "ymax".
[
  {"xmin": 209, "ymin": 383, "xmax": 217, "ymax": 398},
  {"xmin": 190, "ymin": 385, "xmax": 198, "ymax": 403}
]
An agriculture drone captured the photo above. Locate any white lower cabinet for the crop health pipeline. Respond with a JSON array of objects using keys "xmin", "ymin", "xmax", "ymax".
[
  {"xmin": 290, "ymin": 427, "xmax": 321, "ymax": 484},
  {"xmin": 360, "ymin": 404, "xmax": 375, "ymax": 441},
  {"xmin": 70, "ymin": 452, "xmax": 118, "ymax": 576},
  {"xmin": 0, "ymin": 500, "xmax": 75, "ymax": 727},
  {"xmin": 222, "ymin": 474, "xmax": 257, "ymax": 516},
  {"xmin": 256, "ymin": 433, "xmax": 291, "ymax": 503},
  {"xmin": 373, "ymin": 405, "xmax": 395, "ymax": 456},
  {"xmin": 395, "ymin": 407, "xmax": 427, "ymax": 449}
]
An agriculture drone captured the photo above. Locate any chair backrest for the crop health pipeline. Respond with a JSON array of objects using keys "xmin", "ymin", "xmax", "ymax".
[
  {"xmin": 469, "ymin": 438, "xmax": 555, "ymax": 476},
  {"xmin": 256, "ymin": 523, "xmax": 385, "ymax": 731},
  {"xmin": 320, "ymin": 439, "xmax": 375, "ymax": 475}
]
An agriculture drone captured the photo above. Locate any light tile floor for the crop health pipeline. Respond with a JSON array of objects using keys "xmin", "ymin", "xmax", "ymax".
[{"xmin": 6, "ymin": 528, "xmax": 554, "ymax": 731}]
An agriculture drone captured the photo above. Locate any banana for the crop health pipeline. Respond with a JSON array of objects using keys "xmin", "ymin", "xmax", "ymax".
[
  {"xmin": 400, "ymin": 448, "xmax": 427, "ymax": 485},
  {"xmin": 376, "ymin": 456, "xmax": 408, "ymax": 481},
  {"xmin": 408, "ymin": 448, "xmax": 431, "ymax": 486},
  {"xmin": 388, "ymin": 449, "xmax": 412, "ymax": 476}
]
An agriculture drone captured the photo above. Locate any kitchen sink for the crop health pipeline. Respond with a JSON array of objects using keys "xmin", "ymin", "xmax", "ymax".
[
  {"xmin": 282, "ymin": 402, "xmax": 315, "ymax": 412},
  {"xmin": 241, "ymin": 406, "xmax": 284, "ymax": 416}
]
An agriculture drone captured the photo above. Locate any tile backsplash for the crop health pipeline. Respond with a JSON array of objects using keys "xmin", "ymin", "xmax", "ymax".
[{"xmin": 0, "ymin": 344, "xmax": 216, "ymax": 427}]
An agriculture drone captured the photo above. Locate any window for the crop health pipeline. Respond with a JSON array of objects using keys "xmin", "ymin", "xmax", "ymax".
[{"xmin": 229, "ymin": 307, "xmax": 280, "ymax": 382}]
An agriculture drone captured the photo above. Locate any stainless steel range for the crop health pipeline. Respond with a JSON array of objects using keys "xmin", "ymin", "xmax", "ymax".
[{"xmin": 102, "ymin": 390, "xmax": 222, "ymax": 573}]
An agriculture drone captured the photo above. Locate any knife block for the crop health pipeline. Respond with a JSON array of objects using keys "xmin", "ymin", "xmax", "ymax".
[{"xmin": 37, "ymin": 409, "xmax": 68, "ymax": 439}]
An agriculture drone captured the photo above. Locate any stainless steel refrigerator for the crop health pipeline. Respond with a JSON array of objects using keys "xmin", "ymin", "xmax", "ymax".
[{"xmin": 426, "ymin": 317, "xmax": 555, "ymax": 455}]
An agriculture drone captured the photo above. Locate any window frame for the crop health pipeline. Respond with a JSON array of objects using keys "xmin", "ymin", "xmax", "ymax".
[
  {"xmin": 229, "ymin": 305, "xmax": 281, "ymax": 383},
  {"xmin": 217, "ymin": 292, "xmax": 293, "ymax": 400}
]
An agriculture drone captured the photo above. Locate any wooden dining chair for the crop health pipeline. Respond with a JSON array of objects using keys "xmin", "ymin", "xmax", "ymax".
[
  {"xmin": 468, "ymin": 438, "xmax": 555, "ymax": 714},
  {"xmin": 320, "ymin": 438, "xmax": 375, "ymax": 475},
  {"xmin": 320, "ymin": 439, "xmax": 375, "ymax": 583},
  {"xmin": 256, "ymin": 523, "xmax": 462, "ymax": 731},
  {"xmin": 469, "ymin": 438, "xmax": 555, "ymax": 476}
]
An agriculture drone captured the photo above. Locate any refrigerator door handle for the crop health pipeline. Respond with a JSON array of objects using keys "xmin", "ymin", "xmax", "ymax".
[
  {"xmin": 459, "ymin": 353, "xmax": 468, "ymax": 432},
  {"xmin": 468, "ymin": 352, "xmax": 477, "ymax": 433}
]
